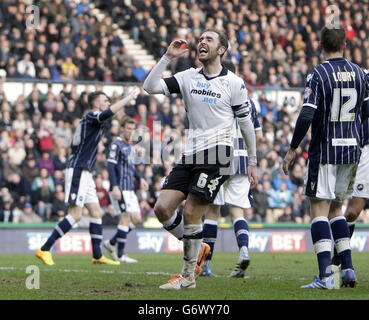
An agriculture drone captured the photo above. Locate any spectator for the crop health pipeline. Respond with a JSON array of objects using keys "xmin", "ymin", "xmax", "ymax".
[
  {"xmin": 50, "ymin": 190, "xmax": 67, "ymax": 222},
  {"xmin": 53, "ymin": 147, "xmax": 67, "ymax": 171},
  {"xmin": 32, "ymin": 168, "xmax": 55, "ymax": 194},
  {"xmin": 18, "ymin": 202, "xmax": 42, "ymax": 223},
  {"xmin": 132, "ymin": 60, "xmax": 147, "ymax": 82},
  {"xmin": 268, "ymin": 182, "xmax": 293, "ymax": 222},
  {"xmin": 38, "ymin": 151, "xmax": 55, "ymax": 176},
  {"xmin": 32, "ymin": 177, "xmax": 54, "ymax": 221},
  {"xmin": 17, "ymin": 53, "xmax": 36, "ymax": 78},
  {"xmin": 6, "ymin": 173, "xmax": 31, "ymax": 209},
  {"xmin": 22, "ymin": 157, "xmax": 40, "ymax": 183},
  {"xmin": 0, "ymin": 187, "xmax": 14, "ymax": 223},
  {"xmin": 7, "ymin": 139, "xmax": 26, "ymax": 166}
]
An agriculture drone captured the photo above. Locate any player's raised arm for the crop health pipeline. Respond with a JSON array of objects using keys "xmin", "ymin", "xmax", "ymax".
[
  {"xmin": 110, "ymin": 87, "xmax": 140, "ymax": 114},
  {"xmin": 143, "ymin": 39, "xmax": 189, "ymax": 94}
]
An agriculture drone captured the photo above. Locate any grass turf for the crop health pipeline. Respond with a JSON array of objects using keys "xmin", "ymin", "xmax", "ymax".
[{"xmin": 0, "ymin": 252, "xmax": 368, "ymax": 300}]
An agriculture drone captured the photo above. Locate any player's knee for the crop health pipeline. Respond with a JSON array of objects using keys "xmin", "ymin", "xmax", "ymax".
[
  {"xmin": 154, "ymin": 202, "xmax": 171, "ymax": 221},
  {"xmin": 131, "ymin": 214, "xmax": 142, "ymax": 226},
  {"xmin": 68, "ymin": 207, "xmax": 83, "ymax": 222},
  {"xmin": 89, "ymin": 208, "xmax": 104, "ymax": 219},
  {"xmin": 345, "ymin": 209, "xmax": 360, "ymax": 222}
]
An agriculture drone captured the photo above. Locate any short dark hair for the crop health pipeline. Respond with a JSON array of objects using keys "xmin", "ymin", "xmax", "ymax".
[
  {"xmin": 320, "ymin": 26, "xmax": 346, "ymax": 53},
  {"xmin": 121, "ymin": 115, "xmax": 136, "ymax": 127},
  {"xmin": 88, "ymin": 91, "xmax": 109, "ymax": 106},
  {"xmin": 202, "ymin": 28, "xmax": 228, "ymax": 57}
]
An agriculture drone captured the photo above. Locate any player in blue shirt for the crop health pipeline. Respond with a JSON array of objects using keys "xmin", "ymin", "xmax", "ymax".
[
  {"xmin": 201, "ymin": 98, "xmax": 262, "ymax": 278},
  {"xmin": 283, "ymin": 26, "xmax": 369, "ymax": 289},
  {"xmin": 103, "ymin": 116, "xmax": 148, "ymax": 263},
  {"xmin": 36, "ymin": 88, "xmax": 139, "ymax": 266},
  {"xmin": 332, "ymin": 69, "xmax": 369, "ymax": 267}
]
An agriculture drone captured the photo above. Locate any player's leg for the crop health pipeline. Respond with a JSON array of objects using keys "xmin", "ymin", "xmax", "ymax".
[
  {"xmin": 229, "ymin": 205, "xmax": 250, "ymax": 278},
  {"xmin": 114, "ymin": 214, "xmax": 136, "ymax": 262},
  {"xmin": 36, "ymin": 205, "xmax": 81, "ymax": 265},
  {"xmin": 345, "ymin": 197, "xmax": 366, "ymax": 232},
  {"xmin": 201, "ymin": 204, "xmax": 221, "ymax": 276},
  {"xmin": 224, "ymin": 175, "xmax": 252, "ymax": 278},
  {"xmin": 36, "ymin": 168, "xmax": 84, "ymax": 265},
  {"xmin": 300, "ymin": 161, "xmax": 337, "ymax": 289},
  {"xmin": 110, "ymin": 190, "xmax": 141, "ymax": 263},
  {"xmin": 154, "ymin": 190, "xmax": 187, "ymax": 239},
  {"xmin": 85, "ymin": 202, "xmax": 118, "ymax": 265},
  {"xmin": 300, "ymin": 198, "xmax": 335, "ymax": 289},
  {"xmin": 328, "ymin": 162, "xmax": 359, "ymax": 287},
  {"xmin": 160, "ymin": 193, "xmax": 208, "ymax": 289},
  {"xmin": 331, "ymin": 197, "xmax": 366, "ymax": 266},
  {"xmin": 84, "ymin": 171, "xmax": 119, "ymax": 265},
  {"xmin": 328, "ymin": 201, "xmax": 356, "ymax": 287}
]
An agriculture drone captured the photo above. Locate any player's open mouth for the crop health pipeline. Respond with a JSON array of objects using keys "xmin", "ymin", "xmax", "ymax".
[{"xmin": 199, "ymin": 47, "xmax": 208, "ymax": 54}]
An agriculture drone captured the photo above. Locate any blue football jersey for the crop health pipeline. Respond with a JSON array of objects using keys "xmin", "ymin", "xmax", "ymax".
[
  {"xmin": 303, "ymin": 58, "xmax": 369, "ymax": 164},
  {"xmin": 67, "ymin": 109, "xmax": 113, "ymax": 171},
  {"xmin": 107, "ymin": 138, "xmax": 140, "ymax": 191}
]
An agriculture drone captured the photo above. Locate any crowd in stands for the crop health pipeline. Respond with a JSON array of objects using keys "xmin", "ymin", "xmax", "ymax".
[{"xmin": 1, "ymin": 0, "xmax": 369, "ymax": 225}]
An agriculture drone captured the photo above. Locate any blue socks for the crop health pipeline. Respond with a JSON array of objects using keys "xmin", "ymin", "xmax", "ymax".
[
  {"xmin": 202, "ymin": 219, "xmax": 218, "ymax": 262},
  {"xmin": 330, "ymin": 216, "xmax": 353, "ymax": 270},
  {"xmin": 233, "ymin": 217, "xmax": 249, "ymax": 249},
  {"xmin": 41, "ymin": 215, "xmax": 75, "ymax": 251},
  {"xmin": 89, "ymin": 218, "xmax": 103, "ymax": 259},
  {"xmin": 115, "ymin": 225, "xmax": 129, "ymax": 258},
  {"xmin": 311, "ymin": 217, "xmax": 332, "ymax": 279}
]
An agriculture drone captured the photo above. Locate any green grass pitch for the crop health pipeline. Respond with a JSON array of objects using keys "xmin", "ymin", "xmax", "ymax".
[{"xmin": 1, "ymin": 252, "xmax": 368, "ymax": 300}]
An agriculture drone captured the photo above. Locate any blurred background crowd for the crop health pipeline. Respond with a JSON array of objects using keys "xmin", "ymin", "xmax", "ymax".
[{"xmin": 0, "ymin": 0, "xmax": 369, "ymax": 225}]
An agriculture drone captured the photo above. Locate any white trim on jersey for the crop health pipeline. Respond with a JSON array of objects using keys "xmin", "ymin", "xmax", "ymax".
[{"xmin": 302, "ymin": 103, "xmax": 318, "ymax": 109}]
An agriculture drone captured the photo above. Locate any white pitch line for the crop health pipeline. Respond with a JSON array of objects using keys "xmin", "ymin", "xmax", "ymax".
[{"xmin": 0, "ymin": 266, "xmax": 312, "ymax": 280}]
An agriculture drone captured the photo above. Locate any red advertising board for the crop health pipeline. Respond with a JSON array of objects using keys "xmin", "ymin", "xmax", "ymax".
[
  {"xmin": 57, "ymin": 232, "xmax": 92, "ymax": 254},
  {"xmin": 165, "ymin": 233, "xmax": 183, "ymax": 253},
  {"xmin": 270, "ymin": 232, "xmax": 306, "ymax": 252}
]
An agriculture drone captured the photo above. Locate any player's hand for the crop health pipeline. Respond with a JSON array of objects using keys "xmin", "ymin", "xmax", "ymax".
[
  {"xmin": 140, "ymin": 178, "xmax": 149, "ymax": 191},
  {"xmin": 126, "ymin": 86, "xmax": 140, "ymax": 100},
  {"xmin": 112, "ymin": 186, "xmax": 122, "ymax": 201},
  {"xmin": 247, "ymin": 165, "xmax": 258, "ymax": 189},
  {"xmin": 282, "ymin": 148, "xmax": 296, "ymax": 176},
  {"xmin": 165, "ymin": 39, "xmax": 189, "ymax": 60}
]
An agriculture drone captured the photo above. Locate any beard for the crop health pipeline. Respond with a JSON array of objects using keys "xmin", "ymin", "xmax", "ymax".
[{"xmin": 198, "ymin": 49, "xmax": 218, "ymax": 64}]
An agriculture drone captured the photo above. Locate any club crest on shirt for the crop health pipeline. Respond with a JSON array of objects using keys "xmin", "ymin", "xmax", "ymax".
[
  {"xmin": 219, "ymin": 78, "xmax": 230, "ymax": 87},
  {"xmin": 304, "ymin": 87, "xmax": 313, "ymax": 99}
]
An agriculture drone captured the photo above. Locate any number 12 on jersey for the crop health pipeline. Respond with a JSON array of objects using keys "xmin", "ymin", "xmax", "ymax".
[{"xmin": 330, "ymin": 88, "xmax": 357, "ymax": 122}]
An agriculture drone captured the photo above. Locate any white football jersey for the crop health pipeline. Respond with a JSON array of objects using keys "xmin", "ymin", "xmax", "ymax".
[{"xmin": 161, "ymin": 66, "xmax": 251, "ymax": 156}]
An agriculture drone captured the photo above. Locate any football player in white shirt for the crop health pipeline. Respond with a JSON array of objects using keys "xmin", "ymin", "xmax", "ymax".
[{"xmin": 143, "ymin": 29, "xmax": 257, "ymax": 290}]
